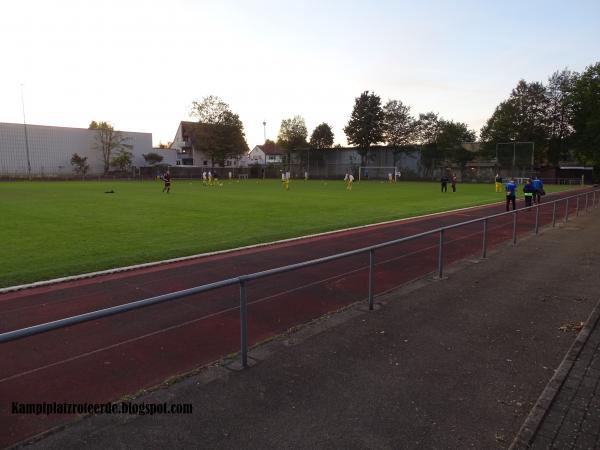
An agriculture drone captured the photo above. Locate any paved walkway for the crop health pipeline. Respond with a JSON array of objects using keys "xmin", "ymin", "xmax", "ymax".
[
  {"xmin": 511, "ymin": 302, "xmax": 600, "ymax": 449},
  {"xmin": 12, "ymin": 205, "xmax": 600, "ymax": 449}
]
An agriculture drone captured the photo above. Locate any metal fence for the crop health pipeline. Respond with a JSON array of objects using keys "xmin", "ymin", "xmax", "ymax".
[{"xmin": 1, "ymin": 189, "xmax": 599, "ymax": 369}]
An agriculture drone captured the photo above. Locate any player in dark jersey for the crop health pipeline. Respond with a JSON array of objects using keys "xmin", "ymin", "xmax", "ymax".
[{"xmin": 162, "ymin": 170, "xmax": 171, "ymax": 193}]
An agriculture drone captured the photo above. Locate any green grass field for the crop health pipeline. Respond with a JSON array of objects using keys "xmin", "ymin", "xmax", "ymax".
[{"xmin": 0, "ymin": 179, "xmax": 574, "ymax": 288}]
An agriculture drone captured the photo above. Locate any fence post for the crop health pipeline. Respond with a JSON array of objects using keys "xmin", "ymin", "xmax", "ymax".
[
  {"xmin": 437, "ymin": 229, "xmax": 444, "ymax": 279},
  {"xmin": 535, "ymin": 206, "xmax": 540, "ymax": 235},
  {"xmin": 565, "ymin": 198, "xmax": 569, "ymax": 223},
  {"xmin": 576, "ymin": 196, "xmax": 580, "ymax": 216},
  {"xmin": 481, "ymin": 219, "xmax": 488, "ymax": 259},
  {"xmin": 239, "ymin": 279, "xmax": 248, "ymax": 368},
  {"xmin": 594, "ymin": 191, "xmax": 597, "ymax": 208},
  {"xmin": 552, "ymin": 201, "xmax": 557, "ymax": 228},
  {"xmin": 368, "ymin": 249, "xmax": 375, "ymax": 310},
  {"xmin": 585, "ymin": 193, "xmax": 589, "ymax": 213},
  {"xmin": 512, "ymin": 211, "xmax": 517, "ymax": 245}
]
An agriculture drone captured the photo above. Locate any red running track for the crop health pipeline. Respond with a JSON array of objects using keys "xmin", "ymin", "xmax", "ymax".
[{"xmin": 0, "ymin": 188, "xmax": 594, "ymax": 447}]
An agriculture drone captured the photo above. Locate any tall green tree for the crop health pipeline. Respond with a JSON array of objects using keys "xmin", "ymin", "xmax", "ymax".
[
  {"xmin": 309, "ymin": 123, "xmax": 334, "ymax": 149},
  {"xmin": 436, "ymin": 120, "xmax": 477, "ymax": 169},
  {"xmin": 414, "ymin": 112, "xmax": 441, "ymax": 176},
  {"xmin": 190, "ymin": 95, "xmax": 231, "ymax": 124},
  {"xmin": 89, "ymin": 121, "xmax": 130, "ymax": 174},
  {"xmin": 189, "ymin": 95, "xmax": 249, "ymax": 166},
  {"xmin": 383, "ymin": 99, "xmax": 415, "ymax": 147},
  {"xmin": 570, "ymin": 62, "xmax": 600, "ymax": 177},
  {"xmin": 480, "ymin": 80, "xmax": 550, "ymax": 166},
  {"xmin": 277, "ymin": 116, "xmax": 308, "ymax": 166},
  {"xmin": 546, "ymin": 69, "xmax": 577, "ymax": 164},
  {"xmin": 344, "ymin": 91, "xmax": 385, "ymax": 164}
]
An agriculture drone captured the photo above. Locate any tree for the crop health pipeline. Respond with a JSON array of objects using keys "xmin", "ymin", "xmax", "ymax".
[
  {"xmin": 189, "ymin": 95, "xmax": 249, "ymax": 166},
  {"xmin": 142, "ymin": 152, "xmax": 164, "ymax": 166},
  {"xmin": 414, "ymin": 112, "xmax": 441, "ymax": 145},
  {"xmin": 546, "ymin": 69, "xmax": 577, "ymax": 164},
  {"xmin": 190, "ymin": 95, "xmax": 232, "ymax": 124},
  {"xmin": 383, "ymin": 100, "xmax": 415, "ymax": 147},
  {"xmin": 570, "ymin": 62, "xmax": 600, "ymax": 178},
  {"xmin": 110, "ymin": 150, "xmax": 133, "ymax": 171},
  {"xmin": 436, "ymin": 120, "xmax": 477, "ymax": 169},
  {"xmin": 344, "ymin": 91, "xmax": 385, "ymax": 164},
  {"xmin": 277, "ymin": 115, "xmax": 308, "ymax": 166},
  {"xmin": 480, "ymin": 80, "xmax": 550, "ymax": 166},
  {"xmin": 89, "ymin": 121, "xmax": 130, "ymax": 174},
  {"xmin": 414, "ymin": 112, "xmax": 441, "ymax": 176},
  {"xmin": 70, "ymin": 153, "xmax": 89, "ymax": 177},
  {"xmin": 309, "ymin": 123, "xmax": 334, "ymax": 149}
]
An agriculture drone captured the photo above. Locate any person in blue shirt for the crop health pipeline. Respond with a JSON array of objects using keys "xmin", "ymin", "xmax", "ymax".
[
  {"xmin": 532, "ymin": 177, "xmax": 544, "ymax": 204},
  {"xmin": 440, "ymin": 175, "xmax": 449, "ymax": 192},
  {"xmin": 505, "ymin": 179, "xmax": 517, "ymax": 211},
  {"xmin": 523, "ymin": 179, "xmax": 535, "ymax": 207}
]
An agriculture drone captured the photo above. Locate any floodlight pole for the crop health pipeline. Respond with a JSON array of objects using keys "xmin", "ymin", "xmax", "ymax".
[{"xmin": 20, "ymin": 84, "xmax": 32, "ymax": 180}]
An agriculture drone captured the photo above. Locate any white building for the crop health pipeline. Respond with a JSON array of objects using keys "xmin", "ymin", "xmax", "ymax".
[
  {"xmin": 0, "ymin": 122, "xmax": 153, "ymax": 177},
  {"xmin": 248, "ymin": 142, "xmax": 285, "ymax": 165},
  {"xmin": 170, "ymin": 121, "xmax": 247, "ymax": 168}
]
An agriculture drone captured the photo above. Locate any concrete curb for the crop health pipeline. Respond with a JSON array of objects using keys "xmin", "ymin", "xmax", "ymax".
[{"xmin": 508, "ymin": 299, "xmax": 600, "ymax": 449}]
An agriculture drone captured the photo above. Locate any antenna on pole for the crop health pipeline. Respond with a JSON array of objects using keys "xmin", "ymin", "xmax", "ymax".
[{"xmin": 20, "ymin": 84, "xmax": 32, "ymax": 180}]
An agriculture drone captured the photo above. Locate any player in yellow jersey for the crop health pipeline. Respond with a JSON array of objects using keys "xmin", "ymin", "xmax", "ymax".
[{"xmin": 346, "ymin": 173, "xmax": 354, "ymax": 190}]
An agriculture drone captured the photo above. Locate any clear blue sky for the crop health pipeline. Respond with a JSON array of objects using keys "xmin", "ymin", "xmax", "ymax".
[{"xmin": 1, "ymin": 0, "xmax": 598, "ymax": 147}]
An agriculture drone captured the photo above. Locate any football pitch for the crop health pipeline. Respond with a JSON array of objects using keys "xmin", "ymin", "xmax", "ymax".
[{"xmin": 1, "ymin": 179, "xmax": 574, "ymax": 288}]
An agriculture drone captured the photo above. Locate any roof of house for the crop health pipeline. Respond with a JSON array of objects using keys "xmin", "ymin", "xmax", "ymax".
[{"xmin": 255, "ymin": 142, "xmax": 285, "ymax": 155}]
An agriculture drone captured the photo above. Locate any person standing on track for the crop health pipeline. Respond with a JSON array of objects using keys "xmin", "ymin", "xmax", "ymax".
[
  {"xmin": 523, "ymin": 178, "xmax": 535, "ymax": 208},
  {"xmin": 505, "ymin": 178, "xmax": 517, "ymax": 211},
  {"xmin": 532, "ymin": 176, "xmax": 544, "ymax": 204}
]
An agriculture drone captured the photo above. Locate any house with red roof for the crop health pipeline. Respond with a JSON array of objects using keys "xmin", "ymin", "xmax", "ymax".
[{"xmin": 248, "ymin": 142, "xmax": 285, "ymax": 165}]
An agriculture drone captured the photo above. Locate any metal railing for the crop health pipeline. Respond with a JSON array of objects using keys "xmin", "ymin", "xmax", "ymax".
[{"xmin": 1, "ymin": 189, "xmax": 599, "ymax": 369}]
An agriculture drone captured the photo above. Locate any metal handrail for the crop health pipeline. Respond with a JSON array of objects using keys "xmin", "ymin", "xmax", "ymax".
[{"xmin": 2, "ymin": 188, "xmax": 599, "ymax": 369}]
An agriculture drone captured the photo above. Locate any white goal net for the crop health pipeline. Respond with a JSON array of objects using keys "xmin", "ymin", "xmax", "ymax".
[{"xmin": 358, "ymin": 166, "xmax": 399, "ymax": 182}]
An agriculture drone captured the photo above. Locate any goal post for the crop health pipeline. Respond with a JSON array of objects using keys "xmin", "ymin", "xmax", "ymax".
[
  {"xmin": 358, "ymin": 166, "xmax": 398, "ymax": 182},
  {"xmin": 494, "ymin": 142, "xmax": 535, "ymax": 176}
]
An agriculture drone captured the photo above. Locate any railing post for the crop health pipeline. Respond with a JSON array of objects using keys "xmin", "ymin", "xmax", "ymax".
[
  {"xmin": 512, "ymin": 211, "xmax": 517, "ymax": 245},
  {"xmin": 594, "ymin": 191, "xmax": 597, "ymax": 208},
  {"xmin": 535, "ymin": 206, "xmax": 540, "ymax": 235},
  {"xmin": 437, "ymin": 229, "xmax": 444, "ymax": 279},
  {"xmin": 585, "ymin": 193, "xmax": 589, "ymax": 213},
  {"xmin": 576, "ymin": 196, "xmax": 580, "ymax": 216},
  {"xmin": 481, "ymin": 219, "xmax": 488, "ymax": 259},
  {"xmin": 565, "ymin": 198, "xmax": 569, "ymax": 223},
  {"xmin": 368, "ymin": 249, "xmax": 375, "ymax": 310},
  {"xmin": 552, "ymin": 201, "xmax": 557, "ymax": 228},
  {"xmin": 239, "ymin": 279, "xmax": 248, "ymax": 368}
]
